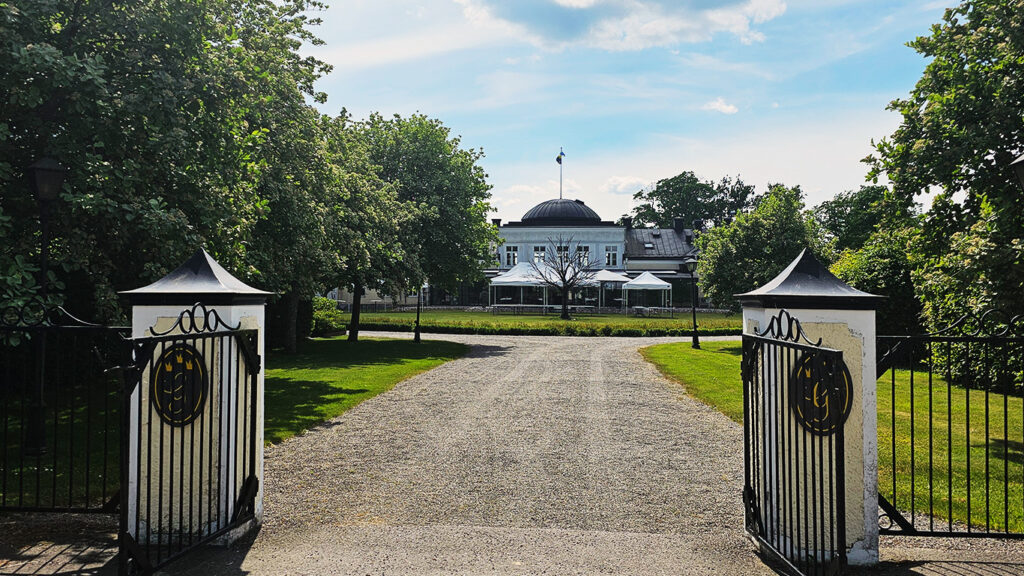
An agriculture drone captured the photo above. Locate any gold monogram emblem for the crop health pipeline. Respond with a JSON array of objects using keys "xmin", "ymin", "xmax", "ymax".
[
  {"xmin": 151, "ymin": 343, "xmax": 208, "ymax": 427},
  {"xmin": 789, "ymin": 353, "xmax": 852, "ymax": 436}
]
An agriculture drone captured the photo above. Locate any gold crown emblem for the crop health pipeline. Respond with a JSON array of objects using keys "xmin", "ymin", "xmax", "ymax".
[
  {"xmin": 184, "ymin": 360, "xmax": 193, "ymax": 370},
  {"xmin": 164, "ymin": 362, "xmax": 173, "ymax": 372}
]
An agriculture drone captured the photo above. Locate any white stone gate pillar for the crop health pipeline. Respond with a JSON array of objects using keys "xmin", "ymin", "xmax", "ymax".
[
  {"xmin": 120, "ymin": 249, "xmax": 270, "ymax": 551},
  {"xmin": 738, "ymin": 249, "xmax": 881, "ymax": 566}
]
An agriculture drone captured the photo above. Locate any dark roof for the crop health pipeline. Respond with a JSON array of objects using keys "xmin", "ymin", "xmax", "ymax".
[
  {"xmin": 735, "ymin": 248, "xmax": 882, "ymax": 310},
  {"xmin": 503, "ymin": 198, "xmax": 616, "ymax": 227},
  {"xmin": 121, "ymin": 248, "xmax": 272, "ymax": 305},
  {"xmin": 625, "ymin": 228, "xmax": 695, "ymax": 260}
]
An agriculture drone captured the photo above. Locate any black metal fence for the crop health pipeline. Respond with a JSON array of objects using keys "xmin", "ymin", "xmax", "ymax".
[
  {"xmin": 120, "ymin": 305, "xmax": 260, "ymax": 575},
  {"xmin": 0, "ymin": 303, "xmax": 128, "ymax": 512},
  {"xmin": 877, "ymin": 311, "xmax": 1024, "ymax": 537},
  {"xmin": 743, "ymin": 310, "xmax": 848, "ymax": 576}
]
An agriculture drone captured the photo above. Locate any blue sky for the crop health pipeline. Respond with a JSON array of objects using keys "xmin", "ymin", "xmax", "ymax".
[{"xmin": 305, "ymin": 0, "xmax": 954, "ymax": 222}]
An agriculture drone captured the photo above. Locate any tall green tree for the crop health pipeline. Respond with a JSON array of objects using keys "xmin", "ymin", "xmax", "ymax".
[
  {"xmin": 359, "ymin": 113, "xmax": 496, "ymax": 292},
  {"xmin": 811, "ymin": 185, "xmax": 892, "ymax": 255},
  {"xmin": 697, "ymin": 185, "xmax": 821, "ymax": 311},
  {"xmin": 866, "ymin": 0, "xmax": 1024, "ymax": 325},
  {"xmin": 629, "ymin": 171, "xmax": 756, "ymax": 229},
  {"xmin": 323, "ymin": 115, "xmax": 419, "ymax": 342},
  {"xmin": 0, "ymin": 0, "xmax": 330, "ymax": 321}
]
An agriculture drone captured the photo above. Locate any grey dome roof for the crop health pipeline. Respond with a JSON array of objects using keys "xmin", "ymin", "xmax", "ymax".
[{"xmin": 521, "ymin": 199, "xmax": 601, "ymax": 224}]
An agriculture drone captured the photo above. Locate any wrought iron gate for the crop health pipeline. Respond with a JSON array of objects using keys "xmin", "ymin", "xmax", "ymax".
[
  {"xmin": 743, "ymin": 310, "xmax": 849, "ymax": 576},
  {"xmin": 0, "ymin": 302, "xmax": 128, "ymax": 512},
  {"xmin": 877, "ymin": 311, "xmax": 1024, "ymax": 538},
  {"xmin": 119, "ymin": 305, "xmax": 260, "ymax": 575}
]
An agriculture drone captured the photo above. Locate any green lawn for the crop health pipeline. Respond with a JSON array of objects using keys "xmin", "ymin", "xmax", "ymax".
[
  {"xmin": 264, "ymin": 336, "xmax": 469, "ymax": 445},
  {"xmin": 641, "ymin": 341, "xmax": 1024, "ymax": 532},
  {"xmin": 346, "ymin": 309, "xmax": 742, "ymax": 336}
]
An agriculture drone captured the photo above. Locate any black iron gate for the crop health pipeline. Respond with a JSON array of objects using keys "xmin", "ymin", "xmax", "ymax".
[
  {"xmin": 0, "ymin": 302, "xmax": 128, "ymax": 512},
  {"xmin": 877, "ymin": 311, "xmax": 1024, "ymax": 538},
  {"xmin": 743, "ymin": 310, "xmax": 849, "ymax": 576},
  {"xmin": 119, "ymin": 305, "xmax": 260, "ymax": 575}
]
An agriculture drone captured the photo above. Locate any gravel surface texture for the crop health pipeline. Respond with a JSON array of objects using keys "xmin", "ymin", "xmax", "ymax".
[{"xmin": 166, "ymin": 332, "xmax": 775, "ymax": 575}]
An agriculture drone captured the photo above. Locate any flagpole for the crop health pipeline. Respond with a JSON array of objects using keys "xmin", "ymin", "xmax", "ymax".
[{"xmin": 559, "ymin": 146, "xmax": 563, "ymax": 199}]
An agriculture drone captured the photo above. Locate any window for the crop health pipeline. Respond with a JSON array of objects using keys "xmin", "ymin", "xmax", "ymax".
[
  {"xmin": 605, "ymin": 245, "xmax": 618, "ymax": 266},
  {"xmin": 533, "ymin": 245, "xmax": 545, "ymax": 263},
  {"xmin": 505, "ymin": 245, "xmax": 518, "ymax": 266},
  {"xmin": 644, "ymin": 242, "xmax": 654, "ymax": 250},
  {"xmin": 576, "ymin": 245, "xmax": 590, "ymax": 266},
  {"xmin": 557, "ymin": 245, "xmax": 570, "ymax": 263}
]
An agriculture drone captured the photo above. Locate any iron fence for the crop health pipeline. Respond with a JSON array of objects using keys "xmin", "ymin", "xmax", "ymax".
[
  {"xmin": 0, "ymin": 303, "xmax": 128, "ymax": 512},
  {"xmin": 877, "ymin": 311, "xmax": 1024, "ymax": 538}
]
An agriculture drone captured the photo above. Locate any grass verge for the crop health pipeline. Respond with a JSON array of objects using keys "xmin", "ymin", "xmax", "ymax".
[
  {"xmin": 346, "ymin": 309, "xmax": 742, "ymax": 337},
  {"xmin": 641, "ymin": 341, "xmax": 1024, "ymax": 532},
  {"xmin": 264, "ymin": 336, "xmax": 468, "ymax": 445}
]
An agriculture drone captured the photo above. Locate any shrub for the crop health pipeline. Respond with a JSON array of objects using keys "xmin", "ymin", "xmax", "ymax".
[{"xmin": 311, "ymin": 297, "xmax": 347, "ymax": 336}]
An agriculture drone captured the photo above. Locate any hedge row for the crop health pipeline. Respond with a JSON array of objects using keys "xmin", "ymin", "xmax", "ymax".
[{"xmin": 350, "ymin": 321, "xmax": 740, "ymax": 338}]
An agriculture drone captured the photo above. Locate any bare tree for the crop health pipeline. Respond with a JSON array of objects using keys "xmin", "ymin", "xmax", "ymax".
[{"xmin": 527, "ymin": 235, "xmax": 598, "ymax": 320}]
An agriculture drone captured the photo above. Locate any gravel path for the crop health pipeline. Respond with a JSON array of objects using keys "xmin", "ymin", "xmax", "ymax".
[{"xmin": 168, "ymin": 332, "xmax": 773, "ymax": 575}]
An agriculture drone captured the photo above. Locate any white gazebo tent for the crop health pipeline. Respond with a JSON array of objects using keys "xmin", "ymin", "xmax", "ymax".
[
  {"xmin": 622, "ymin": 271, "xmax": 672, "ymax": 309},
  {"xmin": 590, "ymin": 269, "xmax": 631, "ymax": 308},
  {"xmin": 489, "ymin": 262, "xmax": 547, "ymax": 306}
]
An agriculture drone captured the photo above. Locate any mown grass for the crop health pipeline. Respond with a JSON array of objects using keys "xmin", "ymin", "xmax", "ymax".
[
  {"xmin": 345, "ymin": 309, "xmax": 742, "ymax": 337},
  {"xmin": 264, "ymin": 336, "xmax": 468, "ymax": 445},
  {"xmin": 641, "ymin": 341, "xmax": 1024, "ymax": 532}
]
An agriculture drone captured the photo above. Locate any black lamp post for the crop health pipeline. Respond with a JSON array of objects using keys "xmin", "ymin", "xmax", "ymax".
[
  {"xmin": 683, "ymin": 256, "xmax": 700, "ymax": 349},
  {"xmin": 414, "ymin": 283, "xmax": 423, "ymax": 343},
  {"xmin": 24, "ymin": 157, "xmax": 66, "ymax": 456}
]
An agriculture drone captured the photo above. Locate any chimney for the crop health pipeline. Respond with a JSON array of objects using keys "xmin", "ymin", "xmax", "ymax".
[
  {"xmin": 622, "ymin": 216, "xmax": 633, "ymax": 230},
  {"xmin": 491, "ymin": 218, "xmax": 502, "ymax": 227},
  {"xmin": 683, "ymin": 229, "xmax": 694, "ymax": 245},
  {"xmin": 672, "ymin": 217, "xmax": 685, "ymax": 233}
]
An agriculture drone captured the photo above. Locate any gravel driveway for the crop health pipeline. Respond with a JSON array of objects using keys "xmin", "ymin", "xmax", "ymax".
[{"xmin": 168, "ymin": 332, "xmax": 773, "ymax": 576}]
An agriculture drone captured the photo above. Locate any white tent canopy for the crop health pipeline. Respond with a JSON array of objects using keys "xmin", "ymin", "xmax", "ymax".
[
  {"xmin": 623, "ymin": 271, "xmax": 671, "ymax": 289},
  {"xmin": 591, "ymin": 269, "xmax": 631, "ymax": 284},
  {"xmin": 622, "ymin": 271, "xmax": 672, "ymax": 308},
  {"xmin": 489, "ymin": 262, "xmax": 545, "ymax": 286}
]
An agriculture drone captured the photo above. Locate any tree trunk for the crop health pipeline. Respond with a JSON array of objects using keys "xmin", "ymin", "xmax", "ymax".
[
  {"xmin": 560, "ymin": 289, "xmax": 570, "ymax": 320},
  {"xmin": 282, "ymin": 292, "xmax": 299, "ymax": 354},
  {"xmin": 348, "ymin": 282, "xmax": 362, "ymax": 342}
]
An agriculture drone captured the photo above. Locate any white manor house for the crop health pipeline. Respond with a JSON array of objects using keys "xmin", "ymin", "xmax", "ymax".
[{"xmin": 485, "ymin": 197, "xmax": 700, "ymax": 308}]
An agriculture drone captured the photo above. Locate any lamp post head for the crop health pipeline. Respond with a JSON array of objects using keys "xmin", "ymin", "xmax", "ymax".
[
  {"xmin": 683, "ymin": 256, "xmax": 698, "ymax": 274},
  {"xmin": 27, "ymin": 157, "xmax": 67, "ymax": 202},
  {"xmin": 1012, "ymin": 153, "xmax": 1024, "ymax": 192}
]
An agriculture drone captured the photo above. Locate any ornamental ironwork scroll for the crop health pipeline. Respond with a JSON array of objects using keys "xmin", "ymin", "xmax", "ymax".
[
  {"xmin": 148, "ymin": 302, "xmax": 240, "ymax": 336},
  {"xmin": 755, "ymin": 308, "xmax": 823, "ymax": 346}
]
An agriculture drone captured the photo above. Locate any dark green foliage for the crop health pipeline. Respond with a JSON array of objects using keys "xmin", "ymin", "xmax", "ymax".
[
  {"xmin": 867, "ymin": 0, "xmax": 1024, "ymax": 328},
  {"xmin": 696, "ymin": 184, "xmax": 824, "ymax": 311},
  {"xmin": 811, "ymin": 185, "xmax": 891, "ymax": 254},
  {"xmin": 0, "ymin": 0, "xmax": 331, "ymax": 321},
  {"xmin": 630, "ymin": 171, "xmax": 756, "ymax": 229},
  {"xmin": 830, "ymin": 228, "xmax": 922, "ymax": 335}
]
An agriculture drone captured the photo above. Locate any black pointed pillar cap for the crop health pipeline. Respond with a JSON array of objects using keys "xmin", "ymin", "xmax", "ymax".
[
  {"xmin": 735, "ymin": 248, "xmax": 882, "ymax": 310},
  {"xmin": 121, "ymin": 249, "xmax": 272, "ymax": 305}
]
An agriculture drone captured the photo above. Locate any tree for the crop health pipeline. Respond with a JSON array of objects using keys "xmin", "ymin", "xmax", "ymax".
[
  {"xmin": 322, "ymin": 115, "xmax": 419, "ymax": 342},
  {"xmin": 866, "ymin": 0, "xmax": 1024, "ymax": 325},
  {"xmin": 527, "ymin": 235, "xmax": 597, "ymax": 320},
  {"xmin": 811, "ymin": 185, "xmax": 892, "ymax": 255},
  {"xmin": 0, "ymin": 0, "xmax": 330, "ymax": 322},
  {"xmin": 697, "ymin": 184, "xmax": 821, "ymax": 311},
  {"xmin": 359, "ymin": 113, "xmax": 497, "ymax": 293},
  {"xmin": 830, "ymin": 228, "xmax": 922, "ymax": 335},
  {"xmin": 629, "ymin": 171, "xmax": 756, "ymax": 229}
]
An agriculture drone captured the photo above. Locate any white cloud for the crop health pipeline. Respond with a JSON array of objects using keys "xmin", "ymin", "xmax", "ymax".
[
  {"xmin": 702, "ymin": 97, "xmax": 739, "ymax": 114},
  {"xmin": 457, "ymin": 0, "xmax": 789, "ymax": 52},
  {"xmin": 599, "ymin": 175, "xmax": 649, "ymax": 195}
]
